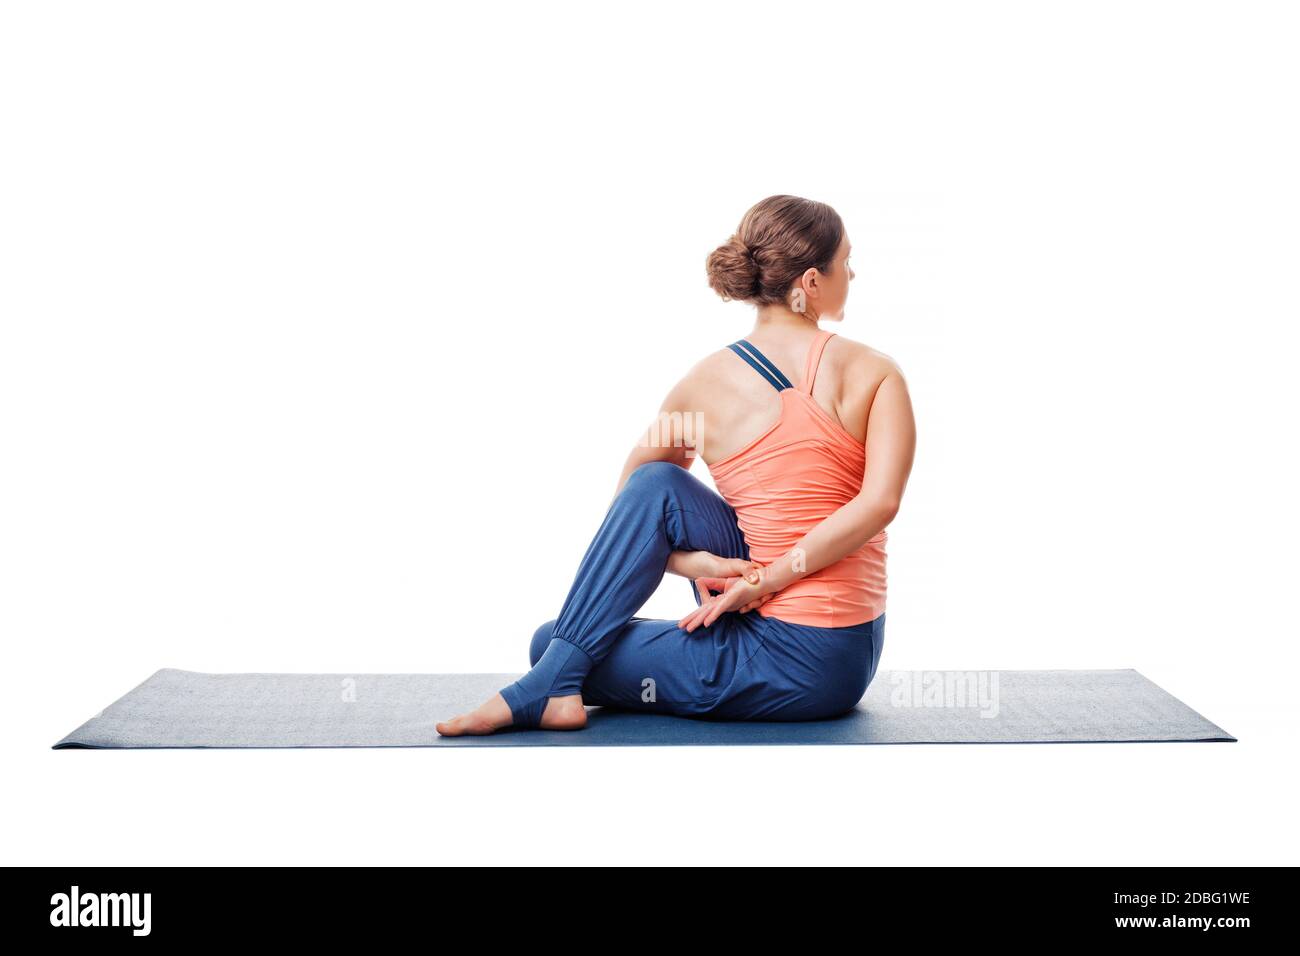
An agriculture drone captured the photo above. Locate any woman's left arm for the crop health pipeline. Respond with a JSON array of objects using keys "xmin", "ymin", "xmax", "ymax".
[{"xmin": 680, "ymin": 364, "xmax": 916, "ymax": 631}]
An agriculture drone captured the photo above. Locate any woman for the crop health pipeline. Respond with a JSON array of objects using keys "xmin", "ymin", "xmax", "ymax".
[{"xmin": 437, "ymin": 194, "xmax": 916, "ymax": 735}]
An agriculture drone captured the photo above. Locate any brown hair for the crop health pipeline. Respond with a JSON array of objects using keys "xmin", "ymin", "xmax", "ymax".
[{"xmin": 705, "ymin": 195, "xmax": 845, "ymax": 305}]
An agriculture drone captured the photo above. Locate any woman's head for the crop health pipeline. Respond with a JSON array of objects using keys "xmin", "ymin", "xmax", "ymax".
[{"xmin": 706, "ymin": 195, "xmax": 853, "ymax": 321}]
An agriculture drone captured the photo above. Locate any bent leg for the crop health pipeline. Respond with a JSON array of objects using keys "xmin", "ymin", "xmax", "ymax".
[{"xmin": 499, "ymin": 461, "xmax": 749, "ymax": 727}]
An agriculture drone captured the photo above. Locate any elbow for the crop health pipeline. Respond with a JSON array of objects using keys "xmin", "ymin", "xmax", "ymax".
[{"xmin": 875, "ymin": 494, "xmax": 901, "ymax": 525}]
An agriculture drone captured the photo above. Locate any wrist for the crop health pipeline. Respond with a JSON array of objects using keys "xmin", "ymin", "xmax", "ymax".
[
  {"xmin": 759, "ymin": 554, "xmax": 807, "ymax": 595},
  {"xmin": 750, "ymin": 564, "xmax": 785, "ymax": 596}
]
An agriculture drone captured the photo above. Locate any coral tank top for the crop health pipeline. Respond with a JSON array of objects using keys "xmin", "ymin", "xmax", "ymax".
[{"xmin": 707, "ymin": 330, "xmax": 887, "ymax": 628}]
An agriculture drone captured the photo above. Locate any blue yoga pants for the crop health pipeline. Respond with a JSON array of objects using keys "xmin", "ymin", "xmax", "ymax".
[{"xmin": 499, "ymin": 461, "xmax": 884, "ymax": 724}]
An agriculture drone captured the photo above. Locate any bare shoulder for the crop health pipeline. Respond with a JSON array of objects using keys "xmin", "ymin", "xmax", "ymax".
[
  {"xmin": 658, "ymin": 347, "xmax": 740, "ymax": 408},
  {"xmin": 687, "ymin": 346, "xmax": 744, "ymax": 380},
  {"xmin": 824, "ymin": 332, "xmax": 906, "ymax": 389}
]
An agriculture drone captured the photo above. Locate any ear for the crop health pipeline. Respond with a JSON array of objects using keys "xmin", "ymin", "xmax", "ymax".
[{"xmin": 799, "ymin": 266, "xmax": 823, "ymax": 301}]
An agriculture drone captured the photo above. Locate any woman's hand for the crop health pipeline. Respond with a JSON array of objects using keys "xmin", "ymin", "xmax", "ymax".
[
  {"xmin": 666, "ymin": 550, "xmax": 755, "ymax": 581},
  {"xmin": 667, "ymin": 551, "xmax": 768, "ymax": 614},
  {"xmin": 678, "ymin": 567, "xmax": 775, "ymax": 633},
  {"xmin": 737, "ymin": 591, "xmax": 775, "ymax": 614}
]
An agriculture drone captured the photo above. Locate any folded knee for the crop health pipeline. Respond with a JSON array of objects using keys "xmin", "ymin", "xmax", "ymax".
[
  {"xmin": 529, "ymin": 619, "xmax": 559, "ymax": 666},
  {"xmin": 622, "ymin": 461, "xmax": 689, "ymax": 500}
]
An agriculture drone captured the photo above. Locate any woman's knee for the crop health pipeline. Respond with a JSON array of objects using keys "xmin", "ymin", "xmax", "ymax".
[
  {"xmin": 621, "ymin": 460, "xmax": 691, "ymax": 502},
  {"xmin": 529, "ymin": 619, "xmax": 559, "ymax": 666}
]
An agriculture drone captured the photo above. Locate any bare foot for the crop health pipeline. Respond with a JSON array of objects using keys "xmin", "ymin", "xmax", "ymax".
[{"xmin": 435, "ymin": 693, "xmax": 588, "ymax": 736}]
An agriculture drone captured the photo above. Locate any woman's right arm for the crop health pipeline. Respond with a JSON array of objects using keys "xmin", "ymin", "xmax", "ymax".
[
  {"xmin": 613, "ymin": 375, "xmax": 699, "ymax": 497},
  {"xmin": 613, "ymin": 370, "xmax": 756, "ymax": 586}
]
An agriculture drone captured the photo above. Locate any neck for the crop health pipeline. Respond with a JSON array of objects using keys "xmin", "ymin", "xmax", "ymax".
[{"xmin": 751, "ymin": 303, "xmax": 820, "ymax": 336}]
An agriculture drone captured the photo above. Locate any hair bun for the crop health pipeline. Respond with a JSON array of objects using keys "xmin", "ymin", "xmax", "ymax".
[
  {"xmin": 706, "ymin": 235, "xmax": 760, "ymax": 302},
  {"xmin": 704, "ymin": 195, "xmax": 845, "ymax": 308}
]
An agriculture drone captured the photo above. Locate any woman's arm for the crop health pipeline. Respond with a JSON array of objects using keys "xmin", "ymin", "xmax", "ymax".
[
  {"xmin": 613, "ymin": 372, "xmax": 757, "ymax": 585},
  {"xmin": 680, "ymin": 363, "xmax": 916, "ymax": 630},
  {"xmin": 613, "ymin": 376, "xmax": 699, "ymax": 497}
]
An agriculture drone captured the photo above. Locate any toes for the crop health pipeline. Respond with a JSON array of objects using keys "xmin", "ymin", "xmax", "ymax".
[
  {"xmin": 436, "ymin": 710, "xmax": 501, "ymax": 737},
  {"xmin": 436, "ymin": 714, "xmax": 475, "ymax": 737}
]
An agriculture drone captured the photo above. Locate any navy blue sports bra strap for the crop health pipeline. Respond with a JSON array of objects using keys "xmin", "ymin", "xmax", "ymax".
[
  {"xmin": 728, "ymin": 340, "xmax": 794, "ymax": 391},
  {"xmin": 727, "ymin": 343, "xmax": 785, "ymax": 391},
  {"xmin": 737, "ymin": 340, "xmax": 795, "ymax": 389}
]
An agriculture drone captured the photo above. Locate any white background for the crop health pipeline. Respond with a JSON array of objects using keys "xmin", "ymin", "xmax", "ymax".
[{"xmin": 2, "ymin": 0, "xmax": 1297, "ymax": 865}]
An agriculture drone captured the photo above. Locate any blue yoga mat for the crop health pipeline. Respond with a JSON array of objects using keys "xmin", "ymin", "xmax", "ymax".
[{"xmin": 52, "ymin": 668, "xmax": 1235, "ymax": 748}]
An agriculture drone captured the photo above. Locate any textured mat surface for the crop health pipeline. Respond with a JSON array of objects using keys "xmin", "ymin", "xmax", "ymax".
[{"xmin": 52, "ymin": 668, "xmax": 1235, "ymax": 748}]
